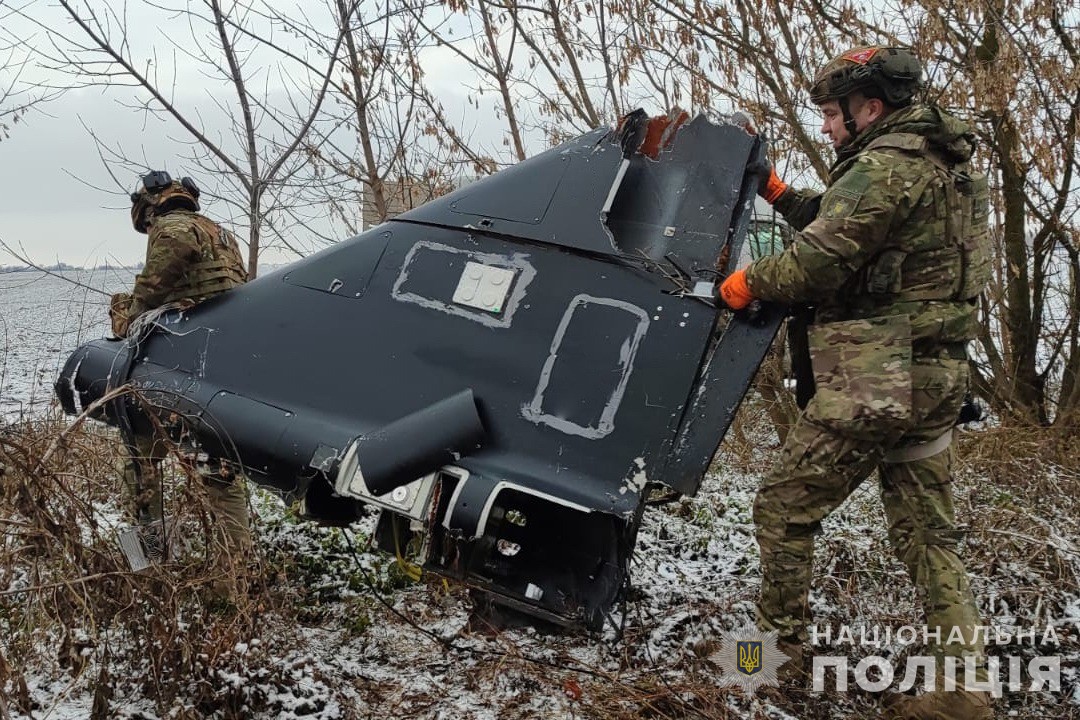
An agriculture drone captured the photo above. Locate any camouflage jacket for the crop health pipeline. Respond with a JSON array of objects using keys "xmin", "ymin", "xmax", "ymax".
[
  {"xmin": 110, "ymin": 210, "xmax": 247, "ymax": 337},
  {"xmin": 746, "ymin": 104, "xmax": 990, "ymax": 352}
]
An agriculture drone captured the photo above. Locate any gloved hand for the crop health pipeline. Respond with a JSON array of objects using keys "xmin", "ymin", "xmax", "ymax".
[
  {"xmin": 760, "ymin": 166, "xmax": 788, "ymax": 204},
  {"xmin": 109, "ymin": 292, "xmax": 134, "ymax": 338},
  {"xmin": 719, "ymin": 268, "xmax": 754, "ymax": 310},
  {"xmin": 732, "ymin": 111, "xmax": 788, "ymax": 204}
]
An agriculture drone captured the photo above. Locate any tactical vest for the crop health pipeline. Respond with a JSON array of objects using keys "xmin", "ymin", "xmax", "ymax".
[
  {"xmin": 859, "ymin": 132, "xmax": 991, "ymax": 303},
  {"xmin": 159, "ymin": 214, "xmax": 248, "ymax": 305}
]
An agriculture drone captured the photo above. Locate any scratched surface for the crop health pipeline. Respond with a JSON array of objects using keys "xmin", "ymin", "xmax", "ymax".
[{"xmin": 60, "ymin": 116, "xmax": 767, "ymax": 516}]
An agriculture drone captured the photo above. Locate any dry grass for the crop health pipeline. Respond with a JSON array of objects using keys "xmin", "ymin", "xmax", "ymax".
[
  {"xmin": 0, "ymin": 412, "xmax": 354, "ymax": 719},
  {"xmin": 1, "ymin": 403, "xmax": 1078, "ymax": 719},
  {"xmin": 717, "ymin": 403, "xmax": 1080, "ymax": 720}
]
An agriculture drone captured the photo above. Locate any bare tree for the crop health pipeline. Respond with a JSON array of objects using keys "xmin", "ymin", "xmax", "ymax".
[
  {"xmin": 0, "ymin": 46, "xmax": 32, "ymax": 142},
  {"xmin": 0, "ymin": 3, "xmax": 59, "ymax": 141},
  {"xmin": 31, "ymin": 0, "xmax": 342, "ymax": 277},
  {"xmin": 630, "ymin": 0, "xmax": 1080, "ymax": 429},
  {"xmin": 304, "ymin": 0, "xmax": 435, "ymax": 231},
  {"xmin": 898, "ymin": 0, "xmax": 1080, "ymax": 427},
  {"xmin": 400, "ymin": 0, "xmax": 644, "ymax": 175},
  {"xmin": 405, "ymin": 0, "xmax": 529, "ymax": 165},
  {"xmin": 236, "ymin": 0, "xmax": 470, "ymax": 242},
  {"xmin": 502, "ymin": 0, "xmax": 617, "ymax": 130}
]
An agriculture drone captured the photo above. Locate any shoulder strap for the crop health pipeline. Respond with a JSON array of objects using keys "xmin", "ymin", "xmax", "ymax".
[
  {"xmin": 863, "ymin": 132, "xmax": 928, "ymax": 155},
  {"xmin": 191, "ymin": 215, "xmax": 225, "ymax": 246}
]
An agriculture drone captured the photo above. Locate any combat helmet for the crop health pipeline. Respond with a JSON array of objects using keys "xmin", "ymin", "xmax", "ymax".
[
  {"xmin": 130, "ymin": 170, "xmax": 201, "ymax": 233},
  {"xmin": 810, "ymin": 46, "xmax": 923, "ymax": 108},
  {"xmin": 808, "ymin": 46, "xmax": 922, "ymax": 141}
]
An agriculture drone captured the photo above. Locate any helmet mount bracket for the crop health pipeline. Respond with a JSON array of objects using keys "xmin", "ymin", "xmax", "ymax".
[{"xmin": 130, "ymin": 170, "xmax": 202, "ymax": 233}]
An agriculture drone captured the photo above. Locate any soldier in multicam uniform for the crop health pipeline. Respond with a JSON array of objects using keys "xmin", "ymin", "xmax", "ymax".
[
  {"xmin": 110, "ymin": 171, "xmax": 251, "ymax": 582},
  {"xmin": 721, "ymin": 48, "xmax": 992, "ymax": 719}
]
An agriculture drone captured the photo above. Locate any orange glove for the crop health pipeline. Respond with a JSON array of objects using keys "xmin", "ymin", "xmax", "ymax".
[
  {"xmin": 760, "ymin": 166, "xmax": 788, "ymax": 204},
  {"xmin": 720, "ymin": 269, "xmax": 754, "ymax": 310},
  {"xmin": 732, "ymin": 112, "xmax": 787, "ymax": 203}
]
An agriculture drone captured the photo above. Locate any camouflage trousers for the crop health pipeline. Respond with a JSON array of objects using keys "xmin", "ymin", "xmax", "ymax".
[
  {"xmin": 121, "ymin": 431, "xmax": 251, "ymax": 555},
  {"xmin": 754, "ymin": 356, "xmax": 985, "ymax": 669}
]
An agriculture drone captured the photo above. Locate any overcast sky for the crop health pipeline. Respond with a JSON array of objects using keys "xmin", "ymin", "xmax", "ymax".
[
  {"xmin": 0, "ymin": 0, "xmax": 811, "ymax": 271},
  {"xmin": 0, "ymin": 0, "xmax": 487, "ymax": 269},
  {"xmin": 3, "ymin": 1, "xmax": 216, "ymax": 266},
  {"xmin": 1, "ymin": 91, "xmax": 179, "ymax": 267}
]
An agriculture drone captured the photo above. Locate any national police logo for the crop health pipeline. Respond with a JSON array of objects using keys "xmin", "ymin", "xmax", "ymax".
[
  {"xmin": 711, "ymin": 627, "xmax": 789, "ymax": 693},
  {"xmin": 737, "ymin": 640, "xmax": 762, "ymax": 676}
]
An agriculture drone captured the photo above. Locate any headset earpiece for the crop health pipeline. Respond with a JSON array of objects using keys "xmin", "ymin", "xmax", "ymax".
[{"xmin": 180, "ymin": 176, "xmax": 200, "ymax": 199}]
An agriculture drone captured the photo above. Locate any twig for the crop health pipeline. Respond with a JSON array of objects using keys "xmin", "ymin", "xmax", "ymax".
[
  {"xmin": 34, "ymin": 385, "xmax": 131, "ymax": 474},
  {"xmin": 982, "ymin": 528, "xmax": 1080, "ymax": 558},
  {"xmin": 0, "ymin": 238, "xmax": 110, "ymax": 296},
  {"xmin": 0, "ymin": 571, "xmax": 134, "ymax": 598},
  {"xmin": 340, "ymin": 528, "xmax": 705, "ymax": 719}
]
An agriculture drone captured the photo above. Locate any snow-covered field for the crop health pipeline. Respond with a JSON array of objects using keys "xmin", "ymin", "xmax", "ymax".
[
  {"xmin": 0, "ymin": 269, "xmax": 133, "ymax": 417},
  {"xmin": 1, "ymin": 276, "xmax": 1078, "ymax": 719}
]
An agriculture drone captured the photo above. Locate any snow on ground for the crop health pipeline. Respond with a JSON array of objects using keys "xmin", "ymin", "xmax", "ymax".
[
  {"xmin": 0, "ymin": 269, "xmax": 132, "ymax": 418},
  {"xmin": 5, "ymin": 446, "xmax": 1078, "ymax": 719},
  {"xmin": 3, "ymin": 272, "xmax": 1078, "ymax": 718}
]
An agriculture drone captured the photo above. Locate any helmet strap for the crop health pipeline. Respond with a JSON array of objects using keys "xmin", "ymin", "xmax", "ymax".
[{"xmin": 839, "ymin": 95, "xmax": 859, "ymax": 139}]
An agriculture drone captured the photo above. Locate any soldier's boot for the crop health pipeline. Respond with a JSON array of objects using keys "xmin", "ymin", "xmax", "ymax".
[
  {"xmin": 758, "ymin": 638, "xmax": 809, "ymax": 708},
  {"xmin": 119, "ymin": 455, "xmax": 169, "ymax": 570},
  {"xmin": 883, "ymin": 688, "xmax": 992, "ymax": 720},
  {"xmin": 775, "ymin": 638, "xmax": 807, "ymax": 685}
]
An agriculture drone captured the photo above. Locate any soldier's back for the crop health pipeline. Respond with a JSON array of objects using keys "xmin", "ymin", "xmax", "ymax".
[{"xmin": 145, "ymin": 210, "xmax": 247, "ymax": 305}]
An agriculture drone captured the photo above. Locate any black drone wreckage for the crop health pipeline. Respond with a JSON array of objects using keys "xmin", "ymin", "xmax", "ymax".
[{"xmin": 57, "ymin": 110, "xmax": 783, "ymax": 629}]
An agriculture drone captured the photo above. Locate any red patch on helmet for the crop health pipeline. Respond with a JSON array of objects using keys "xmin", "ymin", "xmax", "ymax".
[{"xmin": 842, "ymin": 48, "xmax": 879, "ymax": 65}]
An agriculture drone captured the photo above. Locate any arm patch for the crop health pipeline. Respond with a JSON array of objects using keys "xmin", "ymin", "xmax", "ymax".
[{"xmin": 821, "ymin": 169, "xmax": 872, "ymax": 219}]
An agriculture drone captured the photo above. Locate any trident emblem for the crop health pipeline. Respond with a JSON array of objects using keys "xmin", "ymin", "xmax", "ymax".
[{"xmin": 737, "ymin": 640, "xmax": 762, "ymax": 676}]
